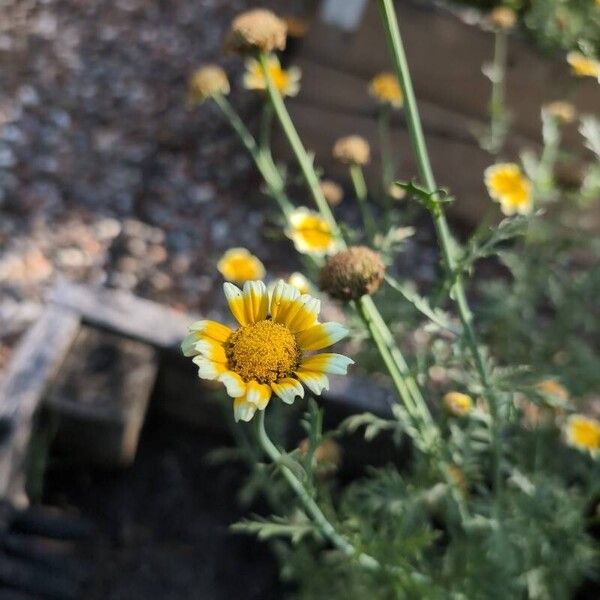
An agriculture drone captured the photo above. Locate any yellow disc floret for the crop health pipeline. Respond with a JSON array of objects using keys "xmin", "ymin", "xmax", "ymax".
[{"xmin": 226, "ymin": 320, "xmax": 300, "ymax": 383}]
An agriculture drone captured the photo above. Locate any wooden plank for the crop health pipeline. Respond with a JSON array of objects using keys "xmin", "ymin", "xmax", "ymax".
[
  {"xmin": 48, "ymin": 281, "xmax": 193, "ymax": 351},
  {"xmin": 46, "ymin": 327, "xmax": 158, "ymax": 466},
  {"xmin": 0, "ymin": 305, "xmax": 80, "ymax": 504},
  {"xmin": 298, "ymin": 0, "xmax": 599, "ymax": 148}
]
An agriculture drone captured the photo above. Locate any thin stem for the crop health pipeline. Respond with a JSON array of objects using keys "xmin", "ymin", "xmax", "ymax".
[
  {"xmin": 255, "ymin": 410, "xmax": 381, "ymax": 570},
  {"xmin": 377, "ymin": 0, "xmax": 502, "ymax": 491},
  {"xmin": 212, "ymin": 93, "xmax": 293, "ymax": 218},
  {"xmin": 257, "ymin": 51, "xmax": 342, "ymax": 240},
  {"xmin": 349, "ymin": 164, "xmax": 377, "ymax": 242},
  {"xmin": 489, "ymin": 30, "xmax": 508, "ymax": 154},
  {"xmin": 378, "ymin": 106, "xmax": 395, "ymax": 226}
]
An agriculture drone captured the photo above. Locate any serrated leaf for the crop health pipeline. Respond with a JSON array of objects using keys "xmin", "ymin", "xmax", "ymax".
[{"xmin": 231, "ymin": 512, "xmax": 319, "ymax": 544}]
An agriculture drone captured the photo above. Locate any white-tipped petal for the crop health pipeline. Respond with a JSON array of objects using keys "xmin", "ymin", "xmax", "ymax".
[
  {"xmin": 285, "ymin": 294, "xmax": 321, "ymax": 333},
  {"xmin": 192, "ymin": 356, "xmax": 226, "ymax": 380},
  {"xmin": 271, "ymin": 378, "xmax": 304, "ymax": 405},
  {"xmin": 295, "ymin": 370, "xmax": 330, "ymax": 396},
  {"xmin": 224, "ymin": 282, "xmax": 248, "ymax": 326},
  {"xmin": 233, "ymin": 397, "xmax": 258, "ymax": 422},
  {"xmin": 295, "ymin": 322, "xmax": 348, "ymax": 351},
  {"xmin": 269, "ymin": 280, "xmax": 300, "ymax": 324},
  {"xmin": 188, "ymin": 320, "xmax": 232, "ymax": 342},
  {"xmin": 194, "ymin": 338, "xmax": 227, "ymax": 363},
  {"xmin": 245, "ymin": 380, "xmax": 272, "ymax": 410},
  {"xmin": 300, "ymin": 353, "xmax": 354, "ymax": 375},
  {"xmin": 242, "ymin": 280, "xmax": 269, "ymax": 324},
  {"xmin": 218, "ymin": 371, "xmax": 246, "ymax": 398}
]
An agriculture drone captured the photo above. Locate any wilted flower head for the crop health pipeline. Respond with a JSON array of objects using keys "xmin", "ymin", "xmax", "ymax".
[
  {"xmin": 287, "ymin": 272, "xmax": 311, "ymax": 295},
  {"xmin": 544, "ymin": 101, "xmax": 576, "ymax": 124},
  {"xmin": 217, "ymin": 248, "xmax": 265, "ymax": 284},
  {"xmin": 489, "ymin": 7, "xmax": 517, "ymax": 30},
  {"xmin": 243, "ymin": 55, "xmax": 301, "ymax": 97},
  {"xmin": 369, "ymin": 72, "xmax": 403, "ymax": 108},
  {"xmin": 286, "ymin": 208, "xmax": 337, "ymax": 255},
  {"xmin": 564, "ymin": 414, "xmax": 600, "ymax": 454},
  {"xmin": 226, "ymin": 9, "xmax": 287, "ymax": 55},
  {"xmin": 484, "ymin": 163, "xmax": 532, "ymax": 216},
  {"xmin": 566, "ymin": 52, "xmax": 600, "ymax": 81},
  {"xmin": 319, "ymin": 246, "xmax": 385, "ymax": 301},
  {"xmin": 188, "ymin": 65, "xmax": 230, "ymax": 104},
  {"xmin": 443, "ymin": 391, "xmax": 473, "ymax": 417},
  {"xmin": 332, "ymin": 135, "xmax": 370, "ymax": 166},
  {"xmin": 320, "ymin": 179, "xmax": 344, "ymax": 206},
  {"xmin": 182, "ymin": 280, "xmax": 353, "ymax": 422}
]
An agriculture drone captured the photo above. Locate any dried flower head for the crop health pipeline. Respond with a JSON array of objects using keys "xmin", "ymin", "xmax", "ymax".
[
  {"xmin": 182, "ymin": 280, "xmax": 353, "ymax": 422},
  {"xmin": 320, "ymin": 179, "xmax": 344, "ymax": 206},
  {"xmin": 566, "ymin": 52, "xmax": 600, "ymax": 81},
  {"xmin": 226, "ymin": 9, "xmax": 287, "ymax": 55},
  {"xmin": 564, "ymin": 414, "xmax": 600, "ymax": 454},
  {"xmin": 443, "ymin": 391, "xmax": 473, "ymax": 417},
  {"xmin": 286, "ymin": 208, "xmax": 337, "ymax": 255},
  {"xmin": 243, "ymin": 55, "xmax": 301, "ymax": 97},
  {"xmin": 188, "ymin": 65, "xmax": 230, "ymax": 104},
  {"xmin": 369, "ymin": 72, "xmax": 403, "ymax": 108},
  {"xmin": 332, "ymin": 135, "xmax": 370, "ymax": 166},
  {"xmin": 387, "ymin": 183, "xmax": 407, "ymax": 200},
  {"xmin": 319, "ymin": 246, "xmax": 385, "ymax": 301},
  {"xmin": 217, "ymin": 248, "xmax": 265, "ymax": 284},
  {"xmin": 484, "ymin": 163, "xmax": 533, "ymax": 216},
  {"xmin": 544, "ymin": 101, "xmax": 576, "ymax": 124},
  {"xmin": 489, "ymin": 7, "xmax": 517, "ymax": 30}
]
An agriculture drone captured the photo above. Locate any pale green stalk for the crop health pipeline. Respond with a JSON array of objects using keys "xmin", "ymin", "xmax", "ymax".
[
  {"xmin": 377, "ymin": 0, "xmax": 502, "ymax": 491},
  {"xmin": 212, "ymin": 93, "xmax": 293, "ymax": 219},
  {"xmin": 257, "ymin": 50, "xmax": 436, "ymax": 444},
  {"xmin": 349, "ymin": 164, "xmax": 377, "ymax": 242},
  {"xmin": 488, "ymin": 29, "xmax": 508, "ymax": 154}
]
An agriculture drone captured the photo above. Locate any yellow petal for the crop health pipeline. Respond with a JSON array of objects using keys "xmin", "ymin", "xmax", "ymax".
[
  {"xmin": 295, "ymin": 370, "xmax": 329, "ymax": 395},
  {"xmin": 188, "ymin": 320, "xmax": 232, "ymax": 343},
  {"xmin": 193, "ymin": 337, "xmax": 227, "ymax": 363},
  {"xmin": 245, "ymin": 380, "xmax": 272, "ymax": 410},
  {"xmin": 218, "ymin": 370, "xmax": 246, "ymax": 398},
  {"xmin": 295, "ymin": 322, "xmax": 348, "ymax": 351},
  {"xmin": 269, "ymin": 280, "xmax": 301, "ymax": 324},
  {"xmin": 192, "ymin": 356, "xmax": 227, "ymax": 380},
  {"xmin": 242, "ymin": 280, "xmax": 269, "ymax": 324},
  {"xmin": 284, "ymin": 294, "xmax": 321, "ymax": 333},
  {"xmin": 271, "ymin": 377, "xmax": 304, "ymax": 405},
  {"xmin": 224, "ymin": 282, "xmax": 248, "ymax": 326},
  {"xmin": 299, "ymin": 353, "xmax": 354, "ymax": 375}
]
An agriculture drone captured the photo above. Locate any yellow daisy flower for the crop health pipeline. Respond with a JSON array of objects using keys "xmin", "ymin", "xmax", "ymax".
[
  {"xmin": 286, "ymin": 208, "xmax": 337, "ymax": 255},
  {"xmin": 564, "ymin": 414, "xmax": 600, "ymax": 454},
  {"xmin": 443, "ymin": 391, "xmax": 473, "ymax": 417},
  {"xmin": 288, "ymin": 272, "xmax": 311, "ymax": 295},
  {"xmin": 368, "ymin": 72, "xmax": 403, "ymax": 108},
  {"xmin": 182, "ymin": 280, "xmax": 353, "ymax": 422},
  {"xmin": 484, "ymin": 163, "xmax": 533, "ymax": 216},
  {"xmin": 243, "ymin": 55, "xmax": 301, "ymax": 97},
  {"xmin": 217, "ymin": 248, "xmax": 265, "ymax": 284},
  {"xmin": 566, "ymin": 52, "xmax": 600, "ymax": 81}
]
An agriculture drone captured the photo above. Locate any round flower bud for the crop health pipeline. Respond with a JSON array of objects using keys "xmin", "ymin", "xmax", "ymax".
[
  {"xmin": 489, "ymin": 7, "xmax": 517, "ymax": 30},
  {"xmin": 332, "ymin": 135, "xmax": 370, "ymax": 166},
  {"xmin": 320, "ymin": 179, "xmax": 344, "ymax": 206},
  {"xmin": 188, "ymin": 65, "xmax": 230, "ymax": 104},
  {"xmin": 226, "ymin": 9, "xmax": 287, "ymax": 55},
  {"xmin": 319, "ymin": 246, "xmax": 385, "ymax": 301}
]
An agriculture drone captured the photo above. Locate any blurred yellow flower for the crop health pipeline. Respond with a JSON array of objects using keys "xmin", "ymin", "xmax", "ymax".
[
  {"xmin": 243, "ymin": 55, "xmax": 301, "ymax": 97},
  {"xmin": 286, "ymin": 208, "xmax": 337, "ymax": 255},
  {"xmin": 566, "ymin": 52, "xmax": 600, "ymax": 80},
  {"xmin": 489, "ymin": 7, "xmax": 517, "ymax": 30},
  {"xmin": 288, "ymin": 272, "xmax": 311, "ymax": 295},
  {"xmin": 182, "ymin": 280, "xmax": 353, "ymax": 422},
  {"xmin": 564, "ymin": 415, "xmax": 600, "ymax": 453},
  {"xmin": 217, "ymin": 248, "xmax": 265, "ymax": 284},
  {"xmin": 188, "ymin": 65, "xmax": 230, "ymax": 104},
  {"xmin": 443, "ymin": 391, "xmax": 473, "ymax": 417},
  {"xmin": 369, "ymin": 72, "xmax": 403, "ymax": 108},
  {"xmin": 484, "ymin": 163, "xmax": 533, "ymax": 216},
  {"xmin": 544, "ymin": 101, "xmax": 576, "ymax": 124}
]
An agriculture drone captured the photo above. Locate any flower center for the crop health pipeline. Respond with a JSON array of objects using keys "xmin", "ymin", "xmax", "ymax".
[{"xmin": 226, "ymin": 319, "xmax": 300, "ymax": 384}]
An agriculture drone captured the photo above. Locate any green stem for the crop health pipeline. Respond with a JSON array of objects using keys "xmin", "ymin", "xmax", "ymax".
[
  {"xmin": 213, "ymin": 93, "xmax": 293, "ymax": 218},
  {"xmin": 257, "ymin": 52, "xmax": 342, "ymax": 239},
  {"xmin": 377, "ymin": 0, "xmax": 502, "ymax": 491},
  {"xmin": 255, "ymin": 410, "xmax": 380, "ymax": 570},
  {"xmin": 349, "ymin": 164, "xmax": 377, "ymax": 242},
  {"xmin": 378, "ymin": 106, "xmax": 396, "ymax": 226},
  {"xmin": 489, "ymin": 30, "xmax": 508, "ymax": 154}
]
